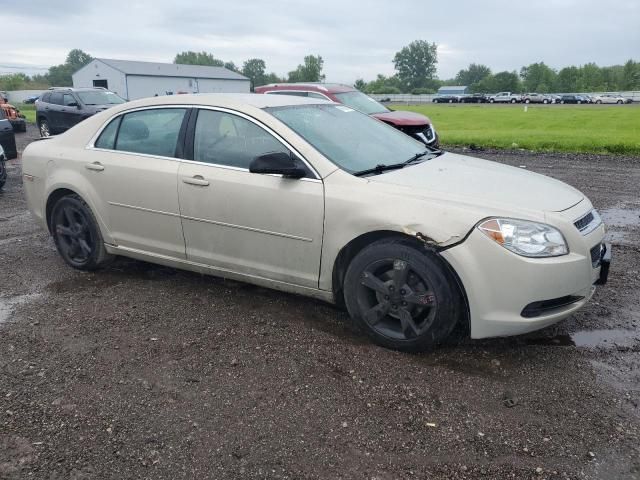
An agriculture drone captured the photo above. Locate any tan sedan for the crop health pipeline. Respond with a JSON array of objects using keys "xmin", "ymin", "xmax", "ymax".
[{"xmin": 22, "ymin": 94, "xmax": 610, "ymax": 351}]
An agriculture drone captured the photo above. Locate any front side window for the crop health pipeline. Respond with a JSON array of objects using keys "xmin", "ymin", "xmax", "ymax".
[
  {"xmin": 193, "ymin": 109, "xmax": 289, "ymax": 169},
  {"xmin": 115, "ymin": 108, "xmax": 186, "ymax": 157},
  {"xmin": 63, "ymin": 94, "xmax": 76, "ymax": 106},
  {"xmin": 333, "ymin": 91, "xmax": 388, "ymax": 115},
  {"xmin": 267, "ymin": 104, "xmax": 429, "ymax": 174}
]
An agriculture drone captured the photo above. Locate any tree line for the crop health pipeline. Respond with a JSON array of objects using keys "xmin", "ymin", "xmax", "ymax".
[
  {"xmin": 1, "ymin": 44, "xmax": 639, "ymax": 95},
  {"xmin": 0, "ymin": 49, "xmax": 326, "ymax": 92}
]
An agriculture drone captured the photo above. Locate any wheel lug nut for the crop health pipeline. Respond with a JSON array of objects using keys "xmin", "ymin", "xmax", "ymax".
[
  {"xmin": 402, "ymin": 301, "xmax": 407, "ymax": 306},
  {"xmin": 400, "ymin": 289, "xmax": 406, "ymax": 295}
]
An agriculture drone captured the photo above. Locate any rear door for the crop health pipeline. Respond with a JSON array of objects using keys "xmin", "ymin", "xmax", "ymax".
[
  {"xmin": 177, "ymin": 108, "xmax": 324, "ymax": 288},
  {"xmin": 85, "ymin": 107, "xmax": 189, "ymax": 258}
]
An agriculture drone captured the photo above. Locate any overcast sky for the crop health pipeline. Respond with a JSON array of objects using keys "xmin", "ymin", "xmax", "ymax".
[{"xmin": 1, "ymin": 0, "xmax": 638, "ymax": 82}]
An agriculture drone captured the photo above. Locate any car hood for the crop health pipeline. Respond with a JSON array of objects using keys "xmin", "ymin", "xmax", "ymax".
[
  {"xmin": 371, "ymin": 110, "xmax": 431, "ymax": 126},
  {"xmin": 368, "ymin": 152, "xmax": 584, "ymax": 213}
]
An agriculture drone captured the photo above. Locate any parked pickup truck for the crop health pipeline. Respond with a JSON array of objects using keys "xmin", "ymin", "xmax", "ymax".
[{"xmin": 489, "ymin": 92, "xmax": 521, "ymax": 103}]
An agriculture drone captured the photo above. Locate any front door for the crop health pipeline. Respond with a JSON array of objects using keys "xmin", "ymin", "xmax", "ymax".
[
  {"xmin": 85, "ymin": 107, "xmax": 189, "ymax": 259},
  {"xmin": 62, "ymin": 93, "xmax": 84, "ymax": 130},
  {"xmin": 177, "ymin": 108, "xmax": 324, "ymax": 288}
]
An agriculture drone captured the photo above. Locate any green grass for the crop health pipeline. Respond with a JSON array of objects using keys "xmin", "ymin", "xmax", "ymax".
[
  {"xmin": 16, "ymin": 103, "xmax": 36, "ymax": 124},
  {"xmin": 395, "ymin": 104, "xmax": 640, "ymax": 154}
]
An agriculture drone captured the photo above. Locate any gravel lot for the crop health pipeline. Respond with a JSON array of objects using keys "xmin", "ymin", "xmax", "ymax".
[{"xmin": 1, "ymin": 126, "xmax": 639, "ymax": 479}]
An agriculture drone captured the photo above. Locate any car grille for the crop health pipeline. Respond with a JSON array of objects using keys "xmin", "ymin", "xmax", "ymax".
[
  {"xmin": 574, "ymin": 209, "xmax": 602, "ymax": 236},
  {"xmin": 574, "ymin": 211, "xmax": 594, "ymax": 231},
  {"xmin": 590, "ymin": 243, "xmax": 603, "ymax": 268}
]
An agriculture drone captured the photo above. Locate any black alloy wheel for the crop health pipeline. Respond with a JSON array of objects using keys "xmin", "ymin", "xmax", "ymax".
[
  {"xmin": 0, "ymin": 158, "xmax": 6, "ymax": 190},
  {"xmin": 51, "ymin": 195, "xmax": 113, "ymax": 270},
  {"xmin": 343, "ymin": 240, "xmax": 464, "ymax": 351}
]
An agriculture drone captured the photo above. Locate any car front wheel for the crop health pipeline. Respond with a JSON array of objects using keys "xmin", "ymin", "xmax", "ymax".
[
  {"xmin": 343, "ymin": 239, "xmax": 464, "ymax": 352},
  {"xmin": 39, "ymin": 119, "xmax": 51, "ymax": 137},
  {"xmin": 50, "ymin": 194, "xmax": 113, "ymax": 270},
  {"xmin": 0, "ymin": 158, "xmax": 6, "ymax": 190}
]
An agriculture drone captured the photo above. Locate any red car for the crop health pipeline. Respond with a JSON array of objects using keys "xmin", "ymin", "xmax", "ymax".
[{"xmin": 254, "ymin": 83, "xmax": 439, "ymax": 148}]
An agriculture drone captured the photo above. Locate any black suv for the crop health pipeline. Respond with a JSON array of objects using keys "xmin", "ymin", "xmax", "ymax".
[{"xmin": 36, "ymin": 87, "xmax": 126, "ymax": 137}]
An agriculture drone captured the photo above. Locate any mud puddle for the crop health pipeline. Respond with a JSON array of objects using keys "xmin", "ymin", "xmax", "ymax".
[
  {"xmin": 528, "ymin": 328, "xmax": 638, "ymax": 349},
  {"xmin": 600, "ymin": 206, "xmax": 640, "ymax": 244},
  {"xmin": 0, "ymin": 294, "xmax": 41, "ymax": 324}
]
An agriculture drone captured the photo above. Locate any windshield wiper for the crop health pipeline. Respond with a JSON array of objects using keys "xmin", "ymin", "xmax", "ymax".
[
  {"xmin": 353, "ymin": 149, "xmax": 441, "ymax": 177},
  {"xmin": 353, "ymin": 163, "xmax": 407, "ymax": 177}
]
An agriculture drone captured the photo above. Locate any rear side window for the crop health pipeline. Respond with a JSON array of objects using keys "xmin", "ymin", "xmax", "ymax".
[
  {"xmin": 49, "ymin": 93, "xmax": 63, "ymax": 105},
  {"xmin": 95, "ymin": 117, "xmax": 121, "ymax": 149},
  {"xmin": 115, "ymin": 108, "xmax": 186, "ymax": 158}
]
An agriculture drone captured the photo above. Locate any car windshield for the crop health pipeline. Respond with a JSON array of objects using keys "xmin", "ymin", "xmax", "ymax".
[
  {"xmin": 266, "ymin": 104, "xmax": 433, "ymax": 175},
  {"xmin": 333, "ymin": 91, "xmax": 389, "ymax": 115},
  {"xmin": 76, "ymin": 91, "xmax": 126, "ymax": 105}
]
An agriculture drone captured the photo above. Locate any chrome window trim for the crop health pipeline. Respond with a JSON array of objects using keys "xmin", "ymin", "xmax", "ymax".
[{"xmin": 85, "ymin": 104, "xmax": 321, "ymax": 181}]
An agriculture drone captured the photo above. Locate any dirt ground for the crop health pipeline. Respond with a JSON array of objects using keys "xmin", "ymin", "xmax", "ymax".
[{"xmin": 1, "ymin": 126, "xmax": 639, "ymax": 479}]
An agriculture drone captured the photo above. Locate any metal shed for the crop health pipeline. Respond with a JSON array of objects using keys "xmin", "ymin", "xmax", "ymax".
[
  {"xmin": 72, "ymin": 59, "xmax": 250, "ymax": 100},
  {"xmin": 437, "ymin": 86, "xmax": 469, "ymax": 95}
]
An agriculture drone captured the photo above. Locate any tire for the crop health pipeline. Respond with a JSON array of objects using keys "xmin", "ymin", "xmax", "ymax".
[
  {"xmin": 50, "ymin": 194, "xmax": 114, "ymax": 270},
  {"xmin": 448, "ymin": 99, "xmax": 453, "ymax": 103},
  {"xmin": 433, "ymin": 99, "xmax": 438, "ymax": 103},
  {"xmin": 596, "ymin": 100, "xmax": 602, "ymax": 104},
  {"xmin": 39, "ymin": 118, "xmax": 51, "ymax": 137},
  {"xmin": 510, "ymin": 99, "xmax": 517, "ymax": 103},
  {"xmin": 525, "ymin": 99, "xmax": 530, "ymax": 104},
  {"xmin": 617, "ymin": 100, "xmax": 623, "ymax": 104},
  {"xmin": 543, "ymin": 99, "xmax": 548, "ymax": 104},
  {"xmin": 0, "ymin": 159, "xmax": 6, "ymax": 191},
  {"xmin": 560, "ymin": 100, "xmax": 565, "ymax": 104},
  {"xmin": 343, "ymin": 239, "xmax": 464, "ymax": 352}
]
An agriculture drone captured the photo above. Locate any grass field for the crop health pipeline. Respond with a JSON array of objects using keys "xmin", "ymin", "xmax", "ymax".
[
  {"xmin": 16, "ymin": 103, "xmax": 36, "ymax": 124},
  {"xmin": 396, "ymin": 104, "xmax": 640, "ymax": 154}
]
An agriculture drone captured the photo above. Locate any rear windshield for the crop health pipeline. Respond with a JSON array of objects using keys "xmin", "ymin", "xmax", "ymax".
[{"xmin": 77, "ymin": 91, "xmax": 126, "ymax": 105}]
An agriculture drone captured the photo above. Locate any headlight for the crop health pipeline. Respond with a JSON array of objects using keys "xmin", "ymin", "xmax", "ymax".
[{"xmin": 478, "ymin": 218, "xmax": 568, "ymax": 257}]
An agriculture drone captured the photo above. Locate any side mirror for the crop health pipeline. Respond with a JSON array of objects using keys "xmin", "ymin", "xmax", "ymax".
[{"xmin": 249, "ymin": 152, "xmax": 307, "ymax": 179}]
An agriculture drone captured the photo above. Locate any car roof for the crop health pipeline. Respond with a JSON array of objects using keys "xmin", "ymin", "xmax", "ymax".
[
  {"xmin": 255, "ymin": 83, "xmax": 356, "ymax": 94},
  {"xmin": 110, "ymin": 93, "xmax": 333, "ymax": 111}
]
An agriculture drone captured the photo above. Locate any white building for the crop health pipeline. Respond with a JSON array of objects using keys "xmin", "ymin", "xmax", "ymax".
[{"xmin": 72, "ymin": 58, "xmax": 250, "ymax": 100}]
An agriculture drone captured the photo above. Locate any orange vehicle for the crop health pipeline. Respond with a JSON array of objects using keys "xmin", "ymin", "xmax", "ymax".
[{"xmin": 0, "ymin": 98, "xmax": 27, "ymax": 132}]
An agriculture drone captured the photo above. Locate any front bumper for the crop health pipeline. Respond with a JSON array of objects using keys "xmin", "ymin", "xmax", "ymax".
[{"xmin": 440, "ymin": 206, "xmax": 608, "ymax": 339}]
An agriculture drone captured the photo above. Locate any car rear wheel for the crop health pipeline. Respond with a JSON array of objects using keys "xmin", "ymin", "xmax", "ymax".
[
  {"xmin": 617, "ymin": 100, "xmax": 623, "ymax": 104},
  {"xmin": 448, "ymin": 99, "xmax": 453, "ymax": 103},
  {"xmin": 50, "ymin": 194, "xmax": 113, "ymax": 270},
  {"xmin": 510, "ymin": 99, "xmax": 517, "ymax": 103},
  {"xmin": 596, "ymin": 100, "xmax": 602, "ymax": 104},
  {"xmin": 343, "ymin": 239, "xmax": 464, "ymax": 352},
  {"xmin": 39, "ymin": 119, "xmax": 51, "ymax": 137},
  {"xmin": 525, "ymin": 99, "xmax": 530, "ymax": 104},
  {"xmin": 543, "ymin": 99, "xmax": 548, "ymax": 104}
]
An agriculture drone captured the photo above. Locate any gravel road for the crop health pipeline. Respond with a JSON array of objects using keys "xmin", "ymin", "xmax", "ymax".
[{"xmin": 1, "ymin": 126, "xmax": 639, "ymax": 479}]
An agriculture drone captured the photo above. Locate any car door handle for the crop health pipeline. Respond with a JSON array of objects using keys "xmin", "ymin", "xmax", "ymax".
[
  {"xmin": 182, "ymin": 175, "xmax": 209, "ymax": 186},
  {"xmin": 85, "ymin": 162, "xmax": 105, "ymax": 172}
]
